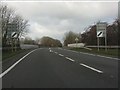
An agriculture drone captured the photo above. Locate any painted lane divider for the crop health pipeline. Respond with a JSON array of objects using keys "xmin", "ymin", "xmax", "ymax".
[
  {"xmin": 49, "ymin": 50, "xmax": 53, "ymax": 52},
  {"xmin": 65, "ymin": 57, "xmax": 75, "ymax": 62},
  {"xmin": 80, "ymin": 63, "xmax": 103, "ymax": 74},
  {"xmin": 54, "ymin": 52, "xmax": 58, "ymax": 54},
  {"xmin": 58, "ymin": 54, "xmax": 64, "ymax": 57},
  {"xmin": 0, "ymin": 49, "xmax": 38, "ymax": 78}
]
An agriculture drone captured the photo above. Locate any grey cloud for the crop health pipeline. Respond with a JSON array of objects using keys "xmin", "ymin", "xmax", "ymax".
[{"xmin": 4, "ymin": 1, "xmax": 118, "ymax": 42}]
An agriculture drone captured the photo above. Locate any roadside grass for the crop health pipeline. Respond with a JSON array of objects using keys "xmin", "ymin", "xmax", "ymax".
[
  {"xmin": 2, "ymin": 49, "xmax": 29, "ymax": 61},
  {"xmin": 69, "ymin": 47, "xmax": 119, "ymax": 58}
]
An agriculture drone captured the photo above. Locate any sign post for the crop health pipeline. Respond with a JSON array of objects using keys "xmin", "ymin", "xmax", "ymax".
[
  {"xmin": 75, "ymin": 37, "xmax": 79, "ymax": 48},
  {"xmin": 96, "ymin": 22, "xmax": 107, "ymax": 51}
]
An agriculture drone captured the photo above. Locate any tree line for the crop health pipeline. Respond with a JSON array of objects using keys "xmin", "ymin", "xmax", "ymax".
[
  {"xmin": 21, "ymin": 36, "xmax": 62, "ymax": 47},
  {"xmin": 1, "ymin": 4, "xmax": 119, "ymax": 49},
  {"xmin": 0, "ymin": 4, "xmax": 29, "ymax": 50},
  {"xmin": 64, "ymin": 19, "xmax": 119, "ymax": 46},
  {"xmin": 36, "ymin": 36, "xmax": 62, "ymax": 47}
]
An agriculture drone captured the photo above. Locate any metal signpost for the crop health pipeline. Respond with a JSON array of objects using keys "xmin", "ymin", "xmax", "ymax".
[
  {"xmin": 11, "ymin": 32, "xmax": 17, "ymax": 51},
  {"xmin": 96, "ymin": 22, "xmax": 107, "ymax": 51},
  {"xmin": 75, "ymin": 37, "xmax": 79, "ymax": 48}
]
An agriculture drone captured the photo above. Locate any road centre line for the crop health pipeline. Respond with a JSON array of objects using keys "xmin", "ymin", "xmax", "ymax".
[
  {"xmin": 80, "ymin": 63, "xmax": 103, "ymax": 74},
  {"xmin": 0, "ymin": 49, "xmax": 38, "ymax": 78},
  {"xmin": 49, "ymin": 50, "xmax": 52, "ymax": 52},
  {"xmin": 54, "ymin": 52, "xmax": 58, "ymax": 54},
  {"xmin": 58, "ymin": 54, "xmax": 64, "ymax": 57},
  {"xmin": 65, "ymin": 57, "xmax": 75, "ymax": 62}
]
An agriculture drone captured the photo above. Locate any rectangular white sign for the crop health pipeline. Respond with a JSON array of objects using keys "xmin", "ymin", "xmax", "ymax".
[
  {"xmin": 7, "ymin": 23, "xmax": 18, "ymax": 38},
  {"xmin": 96, "ymin": 22, "xmax": 107, "ymax": 37}
]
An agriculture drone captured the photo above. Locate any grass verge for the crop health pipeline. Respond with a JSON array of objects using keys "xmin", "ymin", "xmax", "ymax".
[
  {"xmin": 69, "ymin": 47, "xmax": 119, "ymax": 58},
  {"xmin": 2, "ymin": 49, "xmax": 30, "ymax": 61}
]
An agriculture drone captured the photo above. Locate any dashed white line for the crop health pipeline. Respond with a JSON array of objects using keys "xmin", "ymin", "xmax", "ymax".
[
  {"xmin": 59, "ymin": 54, "xmax": 64, "ymax": 57},
  {"xmin": 49, "ymin": 50, "xmax": 52, "ymax": 52},
  {"xmin": 65, "ymin": 57, "xmax": 75, "ymax": 62},
  {"xmin": 0, "ymin": 49, "xmax": 38, "ymax": 78},
  {"xmin": 54, "ymin": 52, "xmax": 58, "ymax": 54},
  {"xmin": 80, "ymin": 63, "xmax": 103, "ymax": 74}
]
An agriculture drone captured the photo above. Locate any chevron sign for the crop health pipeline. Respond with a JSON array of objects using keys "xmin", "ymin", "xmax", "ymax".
[
  {"xmin": 96, "ymin": 22, "xmax": 106, "ymax": 37},
  {"xmin": 11, "ymin": 32, "xmax": 17, "ymax": 38},
  {"xmin": 97, "ymin": 31, "xmax": 104, "ymax": 37}
]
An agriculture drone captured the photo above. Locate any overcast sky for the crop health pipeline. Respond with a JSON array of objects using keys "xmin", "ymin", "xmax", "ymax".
[{"xmin": 1, "ymin": 0, "xmax": 118, "ymax": 42}]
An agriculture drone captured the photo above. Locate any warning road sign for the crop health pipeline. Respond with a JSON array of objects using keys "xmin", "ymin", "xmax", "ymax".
[
  {"xmin": 96, "ymin": 22, "xmax": 107, "ymax": 51},
  {"xmin": 97, "ymin": 31, "xmax": 104, "ymax": 37},
  {"xmin": 96, "ymin": 22, "xmax": 107, "ymax": 37}
]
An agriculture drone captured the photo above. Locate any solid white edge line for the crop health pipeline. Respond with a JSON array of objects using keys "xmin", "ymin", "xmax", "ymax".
[
  {"xmin": 0, "ymin": 49, "xmax": 38, "ymax": 78},
  {"xmin": 59, "ymin": 54, "xmax": 64, "ymax": 57},
  {"xmin": 65, "ymin": 57, "xmax": 75, "ymax": 62},
  {"xmin": 63, "ymin": 49, "xmax": 120, "ymax": 60},
  {"xmin": 80, "ymin": 63, "xmax": 103, "ymax": 73}
]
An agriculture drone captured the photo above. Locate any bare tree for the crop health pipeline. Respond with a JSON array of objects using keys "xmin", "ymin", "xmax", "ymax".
[
  {"xmin": 0, "ymin": 5, "xmax": 14, "ymax": 46},
  {"xmin": 0, "ymin": 4, "xmax": 29, "ymax": 48},
  {"xmin": 40, "ymin": 36, "xmax": 62, "ymax": 47},
  {"xmin": 63, "ymin": 31, "xmax": 80, "ymax": 46}
]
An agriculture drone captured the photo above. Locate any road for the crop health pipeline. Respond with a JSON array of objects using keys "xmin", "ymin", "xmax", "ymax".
[{"xmin": 1, "ymin": 48, "xmax": 118, "ymax": 88}]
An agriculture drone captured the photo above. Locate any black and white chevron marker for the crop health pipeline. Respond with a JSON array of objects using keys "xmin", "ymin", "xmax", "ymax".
[
  {"xmin": 11, "ymin": 32, "xmax": 17, "ymax": 38},
  {"xmin": 97, "ymin": 31, "xmax": 103, "ymax": 37}
]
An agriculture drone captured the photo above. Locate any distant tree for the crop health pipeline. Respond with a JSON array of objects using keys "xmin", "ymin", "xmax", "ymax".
[
  {"xmin": 63, "ymin": 31, "xmax": 81, "ymax": 46},
  {"xmin": 0, "ymin": 4, "xmax": 29, "ymax": 47},
  {"xmin": 81, "ymin": 19, "xmax": 119, "ymax": 46},
  {"xmin": 23, "ymin": 37, "xmax": 35, "ymax": 44},
  {"xmin": 107, "ymin": 20, "xmax": 118, "ymax": 45},
  {"xmin": 81, "ymin": 25, "xmax": 97, "ymax": 45},
  {"xmin": 40, "ymin": 36, "xmax": 62, "ymax": 47},
  {"xmin": 0, "ymin": 5, "xmax": 14, "ymax": 47}
]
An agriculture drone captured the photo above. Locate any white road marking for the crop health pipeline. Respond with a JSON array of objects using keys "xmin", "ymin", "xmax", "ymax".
[
  {"xmin": 83, "ymin": 47, "xmax": 92, "ymax": 50},
  {"xmin": 49, "ymin": 50, "xmax": 53, "ymax": 52},
  {"xmin": 79, "ymin": 52, "xmax": 96, "ymax": 56},
  {"xmin": 96, "ymin": 54, "xmax": 119, "ymax": 60},
  {"xmin": 65, "ymin": 57, "xmax": 75, "ymax": 62},
  {"xmin": 58, "ymin": 48, "xmax": 62, "ymax": 50},
  {"xmin": 63, "ymin": 49, "xmax": 119, "ymax": 60},
  {"xmin": 54, "ymin": 52, "xmax": 58, "ymax": 54},
  {"xmin": 59, "ymin": 54, "xmax": 64, "ymax": 57},
  {"xmin": 0, "ymin": 49, "xmax": 38, "ymax": 78},
  {"xmin": 80, "ymin": 63, "xmax": 103, "ymax": 73}
]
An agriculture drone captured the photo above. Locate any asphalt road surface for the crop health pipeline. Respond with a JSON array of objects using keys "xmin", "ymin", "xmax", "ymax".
[{"xmin": 1, "ymin": 48, "xmax": 119, "ymax": 88}]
